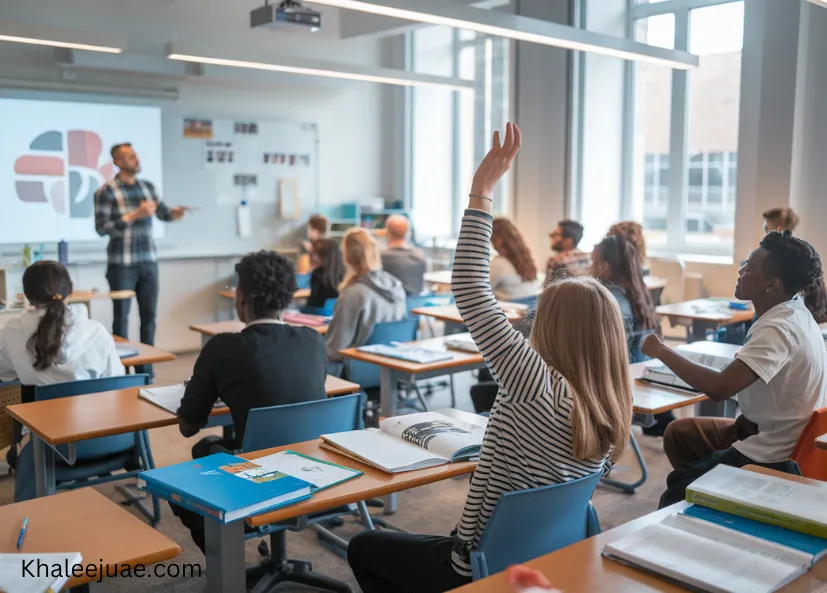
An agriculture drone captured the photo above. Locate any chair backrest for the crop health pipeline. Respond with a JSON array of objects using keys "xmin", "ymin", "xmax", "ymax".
[
  {"xmin": 345, "ymin": 318, "xmax": 419, "ymax": 390},
  {"xmin": 241, "ymin": 392, "xmax": 365, "ymax": 453},
  {"xmin": 791, "ymin": 407, "xmax": 827, "ymax": 481},
  {"xmin": 35, "ymin": 375, "xmax": 151, "ymax": 460},
  {"xmin": 0, "ymin": 381, "xmax": 22, "ymax": 452},
  {"xmin": 470, "ymin": 471, "xmax": 602, "ymax": 580},
  {"xmin": 302, "ymin": 298, "xmax": 337, "ymax": 317},
  {"xmin": 648, "ymin": 258, "xmax": 686, "ymax": 305},
  {"xmin": 296, "ymin": 273, "xmax": 312, "ymax": 290}
]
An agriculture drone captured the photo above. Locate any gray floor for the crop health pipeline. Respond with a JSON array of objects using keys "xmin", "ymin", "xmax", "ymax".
[{"xmin": 0, "ymin": 352, "xmax": 673, "ymax": 592}]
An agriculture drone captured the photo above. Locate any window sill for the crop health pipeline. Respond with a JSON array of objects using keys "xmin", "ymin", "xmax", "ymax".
[{"xmin": 649, "ymin": 251, "xmax": 734, "ymax": 266}]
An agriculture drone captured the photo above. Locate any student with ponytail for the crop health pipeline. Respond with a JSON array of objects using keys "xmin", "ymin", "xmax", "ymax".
[{"xmin": 0, "ymin": 261, "xmax": 123, "ymax": 385}]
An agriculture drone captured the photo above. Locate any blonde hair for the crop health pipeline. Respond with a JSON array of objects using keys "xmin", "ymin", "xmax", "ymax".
[
  {"xmin": 341, "ymin": 228, "xmax": 381, "ymax": 290},
  {"xmin": 530, "ymin": 275, "xmax": 633, "ymax": 463}
]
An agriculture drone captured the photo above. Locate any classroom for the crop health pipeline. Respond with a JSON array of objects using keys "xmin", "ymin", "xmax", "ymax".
[{"xmin": 2, "ymin": 0, "xmax": 827, "ymax": 592}]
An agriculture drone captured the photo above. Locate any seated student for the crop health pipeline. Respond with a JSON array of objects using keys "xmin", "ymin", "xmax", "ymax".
[
  {"xmin": 545, "ymin": 219, "xmax": 590, "ymax": 284},
  {"xmin": 297, "ymin": 213, "xmax": 329, "ymax": 275},
  {"xmin": 305, "ymin": 238, "xmax": 344, "ymax": 310},
  {"xmin": 642, "ymin": 230, "xmax": 827, "ymax": 508},
  {"xmin": 490, "ymin": 218, "xmax": 539, "ymax": 301},
  {"xmin": 0, "ymin": 261, "xmax": 124, "ymax": 468},
  {"xmin": 172, "ymin": 250, "xmax": 327, "ymax": 553},
  {"xmin": 347, "ymin": 123, "xmax": 633, "ymax": 593},
  {"xmin": 325, "ymin": 228, "xmax": 407, "ymax": 366},
  {"xmin": 381, "ymin": 214, "xmax": 427, "ymax": 296}
]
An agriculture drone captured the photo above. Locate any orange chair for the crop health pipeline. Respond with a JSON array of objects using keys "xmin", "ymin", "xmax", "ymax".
[{"xmin": 791, "ymin": 407, "xmax": 827, "ymax": 482}]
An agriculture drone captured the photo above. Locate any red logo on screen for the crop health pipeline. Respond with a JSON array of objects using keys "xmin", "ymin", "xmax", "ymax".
[{"xmin": 13, "ymin": 130, "xmax": 114, "ymax": 218}]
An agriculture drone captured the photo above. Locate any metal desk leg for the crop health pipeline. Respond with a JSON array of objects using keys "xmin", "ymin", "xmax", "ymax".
[
  {"xmin": 205, "ymin": 520, "xmax": 245, "ymax": 593},
  {"xmin": 690, "ymin": 320, "xmax": 716, "ymax": 343},
  {"xmin": 600, "ymin": 432, "xmax": 648, "ymax": 494},
  {"xmin": 33, "ymin": 435, "xmax": 56, "ymax": 497},
  {"xmin": 379, "ymin": 368, "xmax": 400, "ymax": 515}
]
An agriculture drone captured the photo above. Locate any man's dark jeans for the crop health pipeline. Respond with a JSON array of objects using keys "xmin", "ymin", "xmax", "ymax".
[{"xmin": 106, "ymin": 262, "xmax": 159, "ymax": 376}]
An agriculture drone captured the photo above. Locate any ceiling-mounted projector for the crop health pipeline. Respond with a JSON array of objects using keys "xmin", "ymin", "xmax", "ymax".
[{"xmin": 251, "ymin": 0, "xmax": 322, "ymax": 32}]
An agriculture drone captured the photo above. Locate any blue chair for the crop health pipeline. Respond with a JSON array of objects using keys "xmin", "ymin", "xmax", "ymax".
[
  {"xmin": 296, "ymin": 273, "xmax": 311, "ymax": 290},
  {"xmin": 470, "ymin": 472, "xmax": 602, "ymax": 580},
  {"xmin": 301, "ymin": 298, "xmax": 337, "ymax": 317},
  {"xmin": 344, "ymin": 318, "xmax": 432, "ymax": 412},
  {"xmin": 509, "ymin": 294, "xmax": 538, "ymax": 309},
  {"xmin": 16, "ymin": 375, "xmax": 161, "ymax": 525},
  {"xmin": 240, "ymin": 393, "xmax": 366, "ymax": 593}
]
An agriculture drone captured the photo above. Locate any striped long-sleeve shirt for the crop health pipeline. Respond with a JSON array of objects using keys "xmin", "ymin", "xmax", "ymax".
[{"xmin": 450, "ymin": 209, "xmax": 608, "ymax": 577}]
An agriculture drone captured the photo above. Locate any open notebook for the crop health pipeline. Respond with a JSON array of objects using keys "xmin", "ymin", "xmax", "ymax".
[
  {"xmin": 640, "ymin": 346, "xmax": 734, "ymax": 391},
  {"xmin": 0, "ymin": 552, "xmax": 82, "ymax": 593},
  {"xmin": 320, "ymin": 411, "xmax": 484, "ymax": 473},
  {"xmin": 139, "ymin": 384, "xmax": 226, "ymax": 414}
]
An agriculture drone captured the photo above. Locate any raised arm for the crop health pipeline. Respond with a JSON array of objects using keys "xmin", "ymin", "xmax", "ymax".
[{"xmin": 452, "ymin": 123, "xmax": 550, "ymax": 403}]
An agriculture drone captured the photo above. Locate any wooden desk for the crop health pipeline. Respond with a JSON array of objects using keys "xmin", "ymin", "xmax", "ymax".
[
  {"xmin": 6, "ymin": 377, "xmax": 359, "ymax": 497},
  {"xmin": 203, "ymin": 438, "xmax": 476, "ymax": 593},
  {"xmin": 454, "ymin": 465, "xmax": 827, "ymax": 593},
  {"xmin": 424, "ymin": 270, "xmax": 668, "ymax": 294},
  {"xmin": 656, "ymin": 298, "xmax": 754, "ymax": 341},
  {"xmin": 113, "ymin": 336, "xmax": 177, "ymax": 369},
  {"xmin": 67, "ymin": 289, "xmax": 136, "ymax": 307},
  {"xmin": 411, "ymin": 303, "xmax": 526, "ymax": 327},
  {"xmin": 218, "ymin": 287, "xmax": 310, "ymax": 301},
  {"xmin": 190, "ymin": 319, "xmax": 328, "ymax": 347},
  {"xmin": 0, "ymin": 488, "xmax": 180, "ymax": 589}
]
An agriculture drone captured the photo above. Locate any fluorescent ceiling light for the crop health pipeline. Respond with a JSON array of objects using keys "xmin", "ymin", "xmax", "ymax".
[
  {"xmin": 167, "ymin": 52, "xmax": 473, "ymax": 91},
  {"xmin": 0, "ymin": 21, "xmax": 124, "ymax": 53},
  {"xmin": 0, "ymin": 34, "xmax": 121, "ymax": 53},
  {"xmin": 309, "ymin": 0, "xmax": 699, "ymax": 69}
]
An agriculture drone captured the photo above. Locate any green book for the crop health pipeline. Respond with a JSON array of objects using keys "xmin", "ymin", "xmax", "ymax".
[{"xmin": 686, "ymin": 465, "xmax": 827, "ymax": 539}]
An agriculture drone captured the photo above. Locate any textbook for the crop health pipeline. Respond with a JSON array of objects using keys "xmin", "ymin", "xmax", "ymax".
[
  {"xmin": 356, "ymin": 343, "xmax": 453, "ymax": 364},
  {"xmin": 0, "ymin": 552, "xmax": 82, "ymax": 593},
  {"xmin": 251, "ymin": 450, "xmax": 362, "ymax": 492},
  {"xmin": 320, "ymin": 411, "xmax": 484, "ymax": 473},
  {"xmin": 603, "ymin": 511, "xmax": 817, "ymax": 593},
  {"xmin": 685, "ymin": 464, "xmax": 827, "ymax": 539},
  {"xmin": 443, "ymin": 334, "xmax": 479, "ymax": 353},
  {"xmin": 639, "ymin": 345, "xmax": 733, "ymax": 391},
  {"xmin": 137, "ymin": 452, "xmax": 312, "ymax": 523},
  {"xmin": 138, "ymin": 384, "xmax": 227, "ymax": 415}
]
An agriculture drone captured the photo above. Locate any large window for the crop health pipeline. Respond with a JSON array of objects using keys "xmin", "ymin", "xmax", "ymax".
[
  {"xmin": 626, "ymin": 0, "xmax": 744, "ymax": 256},
  {"xmin": 408, "ymin": 27, "xmax": 510, "ymax": 243}
]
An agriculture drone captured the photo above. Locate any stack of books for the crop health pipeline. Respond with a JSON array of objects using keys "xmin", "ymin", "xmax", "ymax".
[{"xmin": 603, "ymin": 465, "xmax": 827, "ymax": 593}]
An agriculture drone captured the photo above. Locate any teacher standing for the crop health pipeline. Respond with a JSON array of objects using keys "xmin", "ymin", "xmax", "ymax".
[{"xmin": 94, "ymin": 143, "xmax": 188, "ymax": 376}]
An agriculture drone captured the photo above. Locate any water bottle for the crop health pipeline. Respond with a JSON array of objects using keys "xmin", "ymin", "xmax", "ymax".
[{"xmin": 58, "ymin": 240, "xmax": 69, "ymax": 265}]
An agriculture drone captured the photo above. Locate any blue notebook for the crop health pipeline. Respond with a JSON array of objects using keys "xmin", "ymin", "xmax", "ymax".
[
  {"xmin": 681, "ymin": 504, "xmax": 827, "ymax": 565},
  {"xmin": 357, "ymin": 343, "xmax": 453, "ymax": 364},
  {"xmin": 138, "ymin": 453, "xmax": 312, "ymax": 523}
]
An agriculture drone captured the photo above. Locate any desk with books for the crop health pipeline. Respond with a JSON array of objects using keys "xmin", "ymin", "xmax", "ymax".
[
  {"xmin": 0, "ymin": 488, "xmax": 180, "ymax": 590},
  {"xmin": 656, "ymin": 298, "xmax": 755, "ymax": 342},
  {"xmin": 6, "ymin": 377, "xmax": 360, "ymax": 497},
  {"xmin": 202, "ymin": 438, "xmax": 477, "ymax": 593},
  {"xmin": 113, "ymin": 336, "xmax": 177, "ymax": 370},
  {"xmin": 454, "ymin": 466, "xmax": 827, "ymax": 593}
]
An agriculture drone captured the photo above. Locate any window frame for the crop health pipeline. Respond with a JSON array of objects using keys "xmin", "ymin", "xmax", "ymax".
[{"xmin": 621, "ymin": 0, "xmax": 744, "ymax": 257}]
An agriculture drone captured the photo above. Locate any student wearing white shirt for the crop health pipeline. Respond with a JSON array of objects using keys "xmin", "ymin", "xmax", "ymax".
[
  {"xmin": 642, "ymin": 230, "xmax": 826, "ymax": 507},
  {"xmin": 0, "ymin": 261, "xmax": 124, "ymax": 468}
]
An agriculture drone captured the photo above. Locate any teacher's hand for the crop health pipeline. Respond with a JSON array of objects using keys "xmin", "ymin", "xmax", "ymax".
[
  {"xmin": 169, "ymin": 206, "xmax": 189, "ymax": 221},
  {"xmin": 469, "ymin": 122, "xmax": 521, "ymax": 213}
]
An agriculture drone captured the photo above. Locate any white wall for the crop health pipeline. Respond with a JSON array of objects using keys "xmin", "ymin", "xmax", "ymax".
[{"xmin": 0, "ymin": 0, "xmax": 399, "ymax": 352}]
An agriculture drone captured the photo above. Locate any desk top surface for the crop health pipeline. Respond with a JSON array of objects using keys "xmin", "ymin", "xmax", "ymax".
[
  {"xmin": 114, "ymin": 336, "xmax": 177, "ymax": 367},
  {"xmin": 6, "ymin": 376, "xmax": 359, "ymax": 445},
  {"xmin": 340, "ymin": 334, "xmax": 485, "ymax": 374},
  {"xmin": 67, "ymin": 290, "xmax": 136, "ymax": 303},
  {"xmin": 656, "ymin": 298, "xmax": 755, "ymax": 323},
  {"xmin": 241, "ymin": 438, "xmax": 477, "ymax": 527},
  {"xmin": 412, "ymin": 304, "xmax": 526, "ymax": 325},
  {"xmin": 190, "ymin": 319, "xmax": 328, "ymax": 336},
  {"xmin": 454, "ymin": 466, "xmax": 827, "ymax": 593},
  {"xmin": 0, "ymin": 488, "xmax": 180, "ymax": 588},
  {"xmin": 219, "ymin": 287, "xmax": 310, "ymax": 300},
  {"xmin": 423, "ymin": 270, "xmax": 667, "ymax": 292}
]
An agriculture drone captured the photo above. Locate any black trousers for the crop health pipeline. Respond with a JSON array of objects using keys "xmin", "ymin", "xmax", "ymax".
[
  {"xmin": 347, "ymin": 531, "xmax": 471, "ymax": 593},
  {"xmin": 658, "ymin": 446, "xmax": 801, "ymax": 509},
  {"xmin": 107, "ymin": 262, "xmax": 159, "ymax": 376},
  {"xmin": 169, "ymin": 436, "xmax": 235, "ymax": 554}
]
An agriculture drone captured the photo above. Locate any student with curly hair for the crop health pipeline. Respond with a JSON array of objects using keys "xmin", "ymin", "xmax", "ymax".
[
  {"xmin": 490, "ymin": 218, "xmax": 539, "ymax": 301},
  {"xmin": 173, "ymin": 250, "xmax": 327, "ymax": 553},
  {"xmin": 642, "ymin": 231, "xmax": 827, "ymax": 507}
]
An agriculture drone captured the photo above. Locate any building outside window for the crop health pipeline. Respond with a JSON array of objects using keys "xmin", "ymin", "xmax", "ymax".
[{"xmin": 626, "ymin": 0, "xmax": 744, "ymax": 256}]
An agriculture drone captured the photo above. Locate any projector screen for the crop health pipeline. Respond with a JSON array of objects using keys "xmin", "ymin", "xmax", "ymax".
[{"xmin": 0, "ymin": 98, "xmax": 163, "ymax": 244}]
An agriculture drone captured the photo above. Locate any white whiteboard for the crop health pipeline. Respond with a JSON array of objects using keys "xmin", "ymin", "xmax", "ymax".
[{"xmin": 0, "ymin": 98, "xmax": 163, "ymax": 244}]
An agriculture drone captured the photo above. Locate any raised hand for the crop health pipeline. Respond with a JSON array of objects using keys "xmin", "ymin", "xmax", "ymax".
[
  {"xmin": 469, "ymin": 122, "xmax": 522, "ymax": 212},
  {"xmin": 640, "ymin": 332, "xmax": 666, "ymax": 359}
]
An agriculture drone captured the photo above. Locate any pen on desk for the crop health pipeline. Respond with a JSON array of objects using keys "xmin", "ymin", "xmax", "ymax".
[{"xmin": 16, "ymin": 516, "xmax": 28, "ymax": 549}]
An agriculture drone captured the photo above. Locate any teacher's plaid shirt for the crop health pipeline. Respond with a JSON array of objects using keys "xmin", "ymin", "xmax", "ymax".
[{"xmin": 94, "ymin": 178, "xmax": 173, "ymax": 266}]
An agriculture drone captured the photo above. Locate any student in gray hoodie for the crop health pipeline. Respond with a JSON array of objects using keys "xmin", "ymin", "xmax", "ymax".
[{"xmin": 325, "ymin": 228, "xmax": 407, "ymax": 365}]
